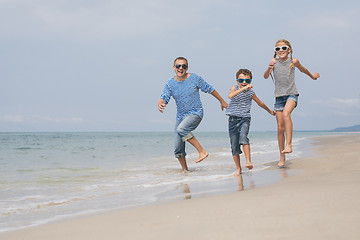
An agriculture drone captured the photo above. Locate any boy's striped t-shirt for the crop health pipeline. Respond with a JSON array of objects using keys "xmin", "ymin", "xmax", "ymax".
[{"xmin": 226, "ymin": 86, "xmax": 254, "ymax": 117}]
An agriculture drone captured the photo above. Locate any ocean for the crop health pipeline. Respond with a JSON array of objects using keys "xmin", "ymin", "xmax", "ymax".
[{"xmin": 0, "ymin": 131, "xmax": 336, "ymax": 232}]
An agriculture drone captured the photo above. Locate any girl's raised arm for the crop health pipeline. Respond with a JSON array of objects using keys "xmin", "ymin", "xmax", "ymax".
[
  {"xmin": 264, "ymin": 58, "xmax": 276, "ymax": 79},
  {"xmin": 292, "ymin": 58, "xmax": 320, "ymax": 80}
]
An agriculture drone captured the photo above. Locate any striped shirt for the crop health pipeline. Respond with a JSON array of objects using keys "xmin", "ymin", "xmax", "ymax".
[
  {"xmin": 226, "ymin": 86, "xmax": 254, "ymax": 117},
  {"xmin": 160, "ymin": 73, "xmax": 215, "ymax": 121}
]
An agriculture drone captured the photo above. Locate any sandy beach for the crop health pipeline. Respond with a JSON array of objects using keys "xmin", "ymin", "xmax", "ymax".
[{"xmin": 2, "ymin": 134, "xmax": 360, "ymax": 240}]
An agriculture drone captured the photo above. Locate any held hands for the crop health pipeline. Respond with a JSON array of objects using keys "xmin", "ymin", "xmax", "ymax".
[
  {"xmin": 220, "ymin": 101, "xmax": 228, "ymax": 111},
  {"xmin": 158, "ymin": 99, "xmax": 166, "ymax": 113},
  {"xmin": 269, "ymin": 110, "xmax": 276, "ymax": 116}
]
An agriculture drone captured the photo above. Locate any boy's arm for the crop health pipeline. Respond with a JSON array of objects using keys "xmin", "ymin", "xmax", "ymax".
[
  {"xmin": 292, "ymin": 58, "xmax": 320, "ymax": 80},
  {"xmin": 210, "ymin": 90, "xmax": 228, "ymax": 110},
  {"xmin": 264, "ymin": 58, "xmax": 276, "ymax": 79},
  {"xmin": 228, "ymin": 84, "xmax": 252, "ymax": 99},
  {"xmin": 252, "ymin": 93, "xmax": 275, "ymax": 116}
]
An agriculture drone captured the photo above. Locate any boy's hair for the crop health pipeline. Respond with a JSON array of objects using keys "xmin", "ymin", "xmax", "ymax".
[
  {"xmin": 174, "ymin": 57, "xmax": 188, "ymax": 65},
  {"xmin": 236, "ymin": 69, "xmax": 252, "ymax": 79}
]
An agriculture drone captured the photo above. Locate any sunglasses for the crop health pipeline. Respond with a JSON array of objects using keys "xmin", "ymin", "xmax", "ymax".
[
  {"xmin": 237, "ymin": 78, "xmax": 252, "ymax": 84},
  {"xmin": 175, "ymin": 64, "xmax": 188, "ymax": 69},
  {"xmin": 274, "ymin": 46, "xmax": 290, "ymax": 52}
]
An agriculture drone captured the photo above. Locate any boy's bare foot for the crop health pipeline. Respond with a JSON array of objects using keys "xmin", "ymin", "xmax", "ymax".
[
  {"xmin": 281, "ymin": 145, "xmax": 292, "ymax": 154},
  {"xmin": 182, "ymin": 169, "xmax": 189, "ymax": 173},
  {"xmin": 245, "ymin": 163, "xmax": 253, "ymax": 170},
  {"xmin": 233, "ymin": 169, "xmax": 241, "ymax": 176},
  {"xmin": 278, "ymin": 160, "xmax": 285, "ymax": 168},
  {"xmin": 195, "ymin": 152, "xmax": 209, "ymax": 163}
]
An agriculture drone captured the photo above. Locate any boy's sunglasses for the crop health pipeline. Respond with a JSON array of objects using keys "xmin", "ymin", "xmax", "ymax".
[
  {"xmin": 175, "ymin": 64, "xmax": 188, "ymax": 69},
  {"xmin": 274, "ymin": 46, "xmax": 289, "ymax": 52},
  {"xmin": 237, "ymin": 78, "xmax": 252, "ymax": 84}
]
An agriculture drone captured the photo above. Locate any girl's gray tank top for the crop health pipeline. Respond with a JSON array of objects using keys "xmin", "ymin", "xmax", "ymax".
[{"xmin": 273, "ymin": 58, "xmax": 298, "ymax": 97}]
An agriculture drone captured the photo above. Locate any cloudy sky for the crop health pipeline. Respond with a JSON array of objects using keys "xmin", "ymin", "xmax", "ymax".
[{"xmin": 1, "ymin": 0, "xmax": 359, "ymax": 132}]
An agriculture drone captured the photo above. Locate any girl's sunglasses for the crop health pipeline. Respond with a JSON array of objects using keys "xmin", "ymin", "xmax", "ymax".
[
  {"xmin": 274, "ymin": 46, "xmax": 289, "ymax": 52},
  {"xmin": 175, "ymin": 64, "xmax": 188, "ymax": 69},
  {"xmin": 237, "ymin": 78, "xmax": 252, "ymax": 84}
]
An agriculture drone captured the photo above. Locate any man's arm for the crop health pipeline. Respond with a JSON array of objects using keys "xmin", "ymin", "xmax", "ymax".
[{"xmin": 211, "ymin": 90, "xmax": 228, "ymax": 110}]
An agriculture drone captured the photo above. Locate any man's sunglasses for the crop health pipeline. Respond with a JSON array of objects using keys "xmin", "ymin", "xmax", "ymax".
[
  {"xmin": 237, "ymin": 78, "xmax": 252, "ymax": 84},
  {"xmin": 274, "ymin": 46, "xmax": 290, "ymax": 52},
  {"xmin": 175, "ymin": 64, "xmax": 188, "ymax": 69}
]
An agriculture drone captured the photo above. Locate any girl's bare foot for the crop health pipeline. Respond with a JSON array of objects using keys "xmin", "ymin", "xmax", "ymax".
[
  {"xmin": 278, "ymin": 159, "xmax": 285, "ymax": 168},
  {"xmin": 196, "ymin": 151, "xmax": 209, "ymax": 163},
  {"xmin": 278, "ymin": 153, "xmax": 286, "ymax": 168},
  {"xmin": 281, "ymin": 145, "xmax": 292, "ymax": 154},
  {"xmin": 233, "ymin": 169, "xmax": 241, "ymax": 176}
]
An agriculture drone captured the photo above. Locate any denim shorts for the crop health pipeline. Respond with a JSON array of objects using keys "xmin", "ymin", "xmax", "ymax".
[
  {"xmin": 228, "ymin": 116, "xmax": 251, "ymax": 155},
  {"xmin": 274, "ymin": 94, "xmax": 299, "ymax": 111}
]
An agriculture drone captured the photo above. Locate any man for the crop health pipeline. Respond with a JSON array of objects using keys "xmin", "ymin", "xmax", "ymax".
[{"xmin": 158, "ymin": 57, "xmax": 228, "ymax": 172}]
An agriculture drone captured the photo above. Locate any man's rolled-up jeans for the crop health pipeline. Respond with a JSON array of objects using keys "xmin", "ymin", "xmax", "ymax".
[{"xmin": 174, "ymin": 114, "xmax": 202, "ymax": 158}]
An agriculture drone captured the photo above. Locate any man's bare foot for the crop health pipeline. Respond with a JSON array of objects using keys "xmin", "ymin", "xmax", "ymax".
[
  {"xmin": 233, "ymin": 169, "xmax": 241, "ymax": 176},
  {"xmin": 281, "ymin": 145, "xmax": 292, "ymax": 154},
  {"xmin": 195, "ymin": 152, "xmax": 209, "ymax": 163},
  {"xmin": 245, "ymin": 163, "xmax": 253, "ymax": 170}
]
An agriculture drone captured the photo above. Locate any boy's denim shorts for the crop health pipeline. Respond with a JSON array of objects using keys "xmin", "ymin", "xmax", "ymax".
[
  {"xmin": 274, "ymin": 94, "xmax": 299, "ymax": 111},
  {"xmin": 228, "ymin": 116, "xmax": 251, "ymax": 155}
]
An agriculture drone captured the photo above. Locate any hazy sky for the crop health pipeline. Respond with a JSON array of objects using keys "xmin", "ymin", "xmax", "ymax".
[{"xmin": 1, "ymin": 0, "xmax": 359, "ymax": 132}]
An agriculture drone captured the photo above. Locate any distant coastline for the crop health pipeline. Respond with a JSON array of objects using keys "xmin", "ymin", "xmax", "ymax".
[{"xmin": 331, "ymin": 124, "xmax": 360, "ymax": 132}]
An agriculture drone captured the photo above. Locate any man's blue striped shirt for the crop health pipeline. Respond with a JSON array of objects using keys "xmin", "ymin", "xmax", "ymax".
[{"xmin": 160, "ymin": 73, "xmax": 214, "ymax": 121}]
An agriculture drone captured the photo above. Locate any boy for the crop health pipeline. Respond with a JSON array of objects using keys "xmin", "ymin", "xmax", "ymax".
[{"xmin": 226, "ymin": 69, "xmax": 275, "ymax": 175}]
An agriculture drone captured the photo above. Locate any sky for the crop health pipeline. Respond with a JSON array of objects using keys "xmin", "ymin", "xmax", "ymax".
[{"xmin": 1, "ymin": 0, "xmax": 359, "ymax": 132}]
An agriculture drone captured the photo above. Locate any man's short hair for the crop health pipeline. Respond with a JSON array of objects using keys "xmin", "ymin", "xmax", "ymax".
[{"xmin": 174, "ymin": 57, "xmax": 188, "ymax": 65}]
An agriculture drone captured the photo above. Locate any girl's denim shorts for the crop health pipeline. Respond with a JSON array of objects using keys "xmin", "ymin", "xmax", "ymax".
[{"xmin": 274, "ymin": 94, "xmax": 299, "ymax": 111}]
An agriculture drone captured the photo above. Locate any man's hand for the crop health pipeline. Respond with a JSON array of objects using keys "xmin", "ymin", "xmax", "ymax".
[{"xmin": 158, "ymin": 99, "xmax": 166, "ymax": 113}]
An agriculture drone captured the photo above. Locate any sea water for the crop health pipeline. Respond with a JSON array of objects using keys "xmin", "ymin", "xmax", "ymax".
[{"xmin": 0, "ymin": 131, "xmax": 335, "ymax": 232}]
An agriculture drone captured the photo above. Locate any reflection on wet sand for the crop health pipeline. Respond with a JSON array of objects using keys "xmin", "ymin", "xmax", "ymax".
[
  {"xmin": 174, "ymin": 168, "xmax": 293, "ymax": 200},
  {"xmin": 234, "ymin": 174, "xmax": 244, "ymax": 191},
  {"xmin": 279, "ymin": 168, "xmax": 289, "ymax": 178},
  {"xmin": 234, "ymin": 173, "xmax": 256, "ymax": 191},
  {"xmin": 182, "ymin": 184, "xmax": 191, "ymax": 199},
  {"xmin": 233, "ymin": 168, "xmax": 291, "ymax": 191}
]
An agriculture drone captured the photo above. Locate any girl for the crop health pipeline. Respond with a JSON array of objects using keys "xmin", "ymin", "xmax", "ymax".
[{"xmin": 264, "ymin": 39, "xmax": 320, "ymax": 168}]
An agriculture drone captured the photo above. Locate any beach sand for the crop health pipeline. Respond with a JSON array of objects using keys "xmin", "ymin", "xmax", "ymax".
[{"xmin": 2, "ymin": 134, "xmax": 360, "ymax": 240}]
